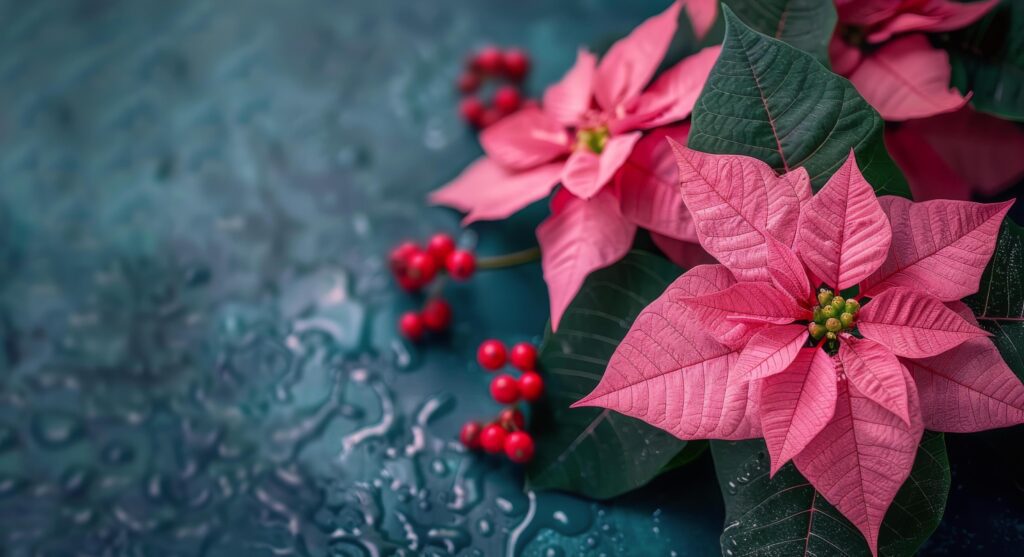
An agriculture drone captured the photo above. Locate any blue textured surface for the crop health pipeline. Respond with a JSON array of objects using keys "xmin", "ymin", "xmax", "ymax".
[
  {"xmin": 0, "ymin": 1, "xmax": 726, "ymax": 555},
  {"xmin": 0, "ymin": 0, "xmax": 1021, "ymax": 555}
]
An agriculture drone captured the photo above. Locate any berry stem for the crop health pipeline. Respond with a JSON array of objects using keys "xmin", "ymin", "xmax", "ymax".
[
  {"xmin": 476, "ymin": 246, "xmax": 541, "ymax": 270},
  {"xmin": 426, "ymin": 275, "xmax": 448, "ymax": 299}
]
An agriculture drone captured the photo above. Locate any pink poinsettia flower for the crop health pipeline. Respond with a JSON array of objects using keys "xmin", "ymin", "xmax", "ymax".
[
  {"xmin": 830, "ymin": 0, "xmax": 997, "ymax": 121},
  {"xmin": 886, "ymin": 106, "xmax": 1024, "ymax": 201},
  {"xmin": 829, "ymin": 0, "xmax": 1024, "ymax": 201},
  {"xmin": 576, "ymin": 145, "xmax": 1022, "ymax": 555},
  {"xmin": 430, "ymin": 0, "xmax": 720, "ymax": 330}
]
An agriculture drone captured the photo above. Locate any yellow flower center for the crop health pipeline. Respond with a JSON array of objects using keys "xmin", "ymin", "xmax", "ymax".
[
  {"xmin": 576, "ymin": 126, "xmax": 610, "ymax": 154},
  {"xmin": 837, "ymin": 24, "xmax": 866, "ymax": 48},
  {"xmin": 808, "ymin": 288, "xmax": 861, "ymax": 352}
]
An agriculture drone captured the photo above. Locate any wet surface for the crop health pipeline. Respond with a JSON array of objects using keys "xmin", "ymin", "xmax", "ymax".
[
  {"xmin": 0, "ymin": 0, "xmax": 1021, "ymax": 555},
  {"xmin": 0, "ymin": 1, "xmax": 726, "ymax": 555}
]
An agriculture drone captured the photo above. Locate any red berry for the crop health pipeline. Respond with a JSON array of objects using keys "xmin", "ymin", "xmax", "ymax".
[
  {"xmin": 504, "ymin": 431, "xmax": 535, "ymax": 463},
  {"xmin": 426, "ymin": 233, "xmax": 456, "ymax": 267},
  {"xmin": 421, "ymin": 299, "xmax": 452, "ymax": 332},
  {"xmin": 398, "ymin": 311, "xmax": 424, "ymax": 341},
  {"xmin": 457, "ymin": 71, "xmax": 480, "ymax": 94},
  {"xmin": 518, "ymin": 371, "xmax": 544, "ymax": 402},
  {"xmin": 397, "ymin": 275, "xmax": 421, "ymax": 292},
  {"xmin": 406, "ymin": 252, "xmax": 437, "ymax": 286},
  {"xmin": 509, "ymin": 342, "xmax": 537, "ymax": 371},
  {"xmin": 477, "ymin": 339, "xmax": 507, "ymax": 370},
  {"xmin": 498, "ymin": 407, "xmax": 525, "ymax": 431},
  {"xmin": 389, "ymin": 241, "xmax": 420, "ymax": 275},
  {"xmin": 493, "ymin": 85, "xmax": 522, "ymax": 114},
  {"xmin": 490, "ymin": 374, "xmax": 520, "ymax": 404},
  {"xmin": 480, "ymin": 423, "xmax": 507, "ymax": 454},
  {"xmin": 479, "ymin": 107, "xmax": 502, "ymax": 127},
  {"xmin": 502, "ymin": 48, "xmax": 530, "ymax": 81},
  {"xmin": 446, "ymin": 250, "xmax": 476, "ymax": 280},
  {"xmin": 460, "ymin": 421, "xmax": 483, "ymax": 449},
  {"xmin": 460, "ymin": 96, "xmax": 486, "ymax": 126},
  {"xmin": 473, "ymin": 45, "xmax": 503, "ymax": 74}
]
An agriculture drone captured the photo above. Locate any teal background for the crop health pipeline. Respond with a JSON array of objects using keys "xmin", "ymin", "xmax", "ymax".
[{"xmin": 0, "ymin": 0, "xmax": 1020, "ymax": 555}]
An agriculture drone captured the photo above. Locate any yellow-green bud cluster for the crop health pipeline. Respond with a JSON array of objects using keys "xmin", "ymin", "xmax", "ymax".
[
  {"xmin": 808, "ymin": 288, "xmax": 860, "ymax": 342},
  {"xmin": 576, "ymin": 126, "xmax": 610, "ymax": 154}
]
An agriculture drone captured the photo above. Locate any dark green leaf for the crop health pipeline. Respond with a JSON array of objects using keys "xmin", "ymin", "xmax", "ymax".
[
  {"xmin": 965, "ymin": 219, "xmax": 1024, "ymax": 379},
  {"xmin": 711, "ymin": 432, "xmax": 950, "ymax": 556},
  {"xmin": 689, "ymin": 6, "xmax": 909, "ymax": 197},
  {"xmin": 945, "ymin": 0, "xmax": 1024, "ymax": 121},
  {"xmin": 661, "ymin": 440, "xmax": 709, "ymax": 473},
  {"xmin": 723, "ymin": 0, "xmax": 836, "ymax": 64},
  {"xmin": 526, "ymin": 251, "xmax": 688, "ymax": 499}
]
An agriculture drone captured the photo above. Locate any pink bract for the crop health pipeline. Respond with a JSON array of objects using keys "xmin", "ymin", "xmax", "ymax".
[
  {"xmin": 828, "ymin": 0, "xmax": 1024, "ymax": 201},
  {"xmin": 577, "ymin": 145, "xmax": 1021, "ymax": 555},
  {"xmin": 830, "ymin": 0, "xmax": 996, "ymax": 121},
  {"xmin": 886, "ymin": 107, "xmax": 1024, "ymax": 201},
  {"xmin": 834, "ymin": 0, "xmax": 999, "ymax": 44},
  {"xmin": 430, "ymin": 0, "xmax": 721, "ymax": 330}
]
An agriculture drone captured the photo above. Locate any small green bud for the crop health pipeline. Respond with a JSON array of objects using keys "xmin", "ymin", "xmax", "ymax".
[
  {"xmin": 825, "ymin": 317, "xmax": 843, "ymax": 332},
  {"xmin": 817, "ymin": 289, "xmax": 834, "ymax": 307},
  {"xmin": 844, "ymin": 299, "xmax": 861, "ymax": 314},
  {"xmin": 813, "ymin": 307, "xmax": 824, "ymax": 324},
  {"xmin": 577, "ymin": 126, "xmax": 610, "ymax": 154},
  {"xmin": 826, "ymin": 331, "xmax": 837, "ymax": 341},
  {"xmin": 821, "ymin": 305, "xmax": 837, "ymax": 319},
  {"xmin": 831, "ymin": 296, "xmax": 845, "ymax": 312},
  {"xmin": 808, "ymin": 322, "xmax": 826, "ymax": 340},
  {"xmin": 840, "ymin": 312, "xmax": 855, "ymax": 328}
]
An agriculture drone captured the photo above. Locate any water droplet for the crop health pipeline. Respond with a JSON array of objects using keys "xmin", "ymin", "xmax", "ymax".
[
  {"xmin": 60, "ymin": 466, "xmax": 93, "ymax": 497},
  {"xmin": 0, "ymin": 425, "xmax": 18, "ymax": 453},
  {"xmin": 0, "ymin": 475, "xmax": 26, "ymax": 498},
  {"xmin": 430, "ymin": 458, "xmax": 448, "ymax": 477},
  {"xmin": 31, "ymin": 412, "xmax": 83, "ymax": 448},
  {"xmin": 101, "ymin": 442, "xmax": 135, "ymax": 465}
]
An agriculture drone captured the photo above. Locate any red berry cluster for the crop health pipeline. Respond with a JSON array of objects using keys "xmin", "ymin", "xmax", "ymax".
[
  {"xmin": 390, "ymin": 233, "xmax": 478, "ymax": 342},
  {"xmin": 458, "ymin": 45, "xmax": 531, "ymax": 128},
  {"xmin": 460, "ymin": 340, "xmax": 543, "ymax": 464}
]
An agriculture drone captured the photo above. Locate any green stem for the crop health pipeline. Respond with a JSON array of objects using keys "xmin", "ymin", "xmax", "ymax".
[
  {"xmin": 476, "ymin": 246, "xmax": 541, "ymax": 270},
  {"xmin": 427, "ymin": 275, "xmax": 448, "ymax": 299}
]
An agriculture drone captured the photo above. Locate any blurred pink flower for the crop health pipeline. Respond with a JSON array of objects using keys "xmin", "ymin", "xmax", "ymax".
[
  {"xmin": 831, "ymin": 0, "xmax": 996, "ymax": 120},
  {"xmin": 886, "ymin": 106, "xmax": 1024, "ymax": 200},
  {"xmin": 430, "ymin": 0, "xmax": 720, "ymax": 329},
  {"xmin": 830, "ymin": 0, "xmax": 1024, "ymax": 200}
]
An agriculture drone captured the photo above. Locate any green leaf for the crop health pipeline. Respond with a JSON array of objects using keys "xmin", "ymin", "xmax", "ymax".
[
  {"xmin": 723, "ymin": 0, "xmax": 836, "ymax": 64},
  {"xmin": 711, "ymin": 432, "xmax": 950, "ymax": 556},
  {"xmin": 661, "ymin": 440, "xmax": 709, "ymax": 473},
  {"xmin": 526, "ymin": 251, "xmax": 688, "ymax": 499},
  {"xmin": 945, "ymin": 0, "xmax": 1024, "ymax": 121},
  {"xmin": 965, "ymin": 219, "xmax": 1024, "ymax": 379},
  {"xmin": 689, "ymin": 6, "xmax": 909, "ymax": 197}
]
